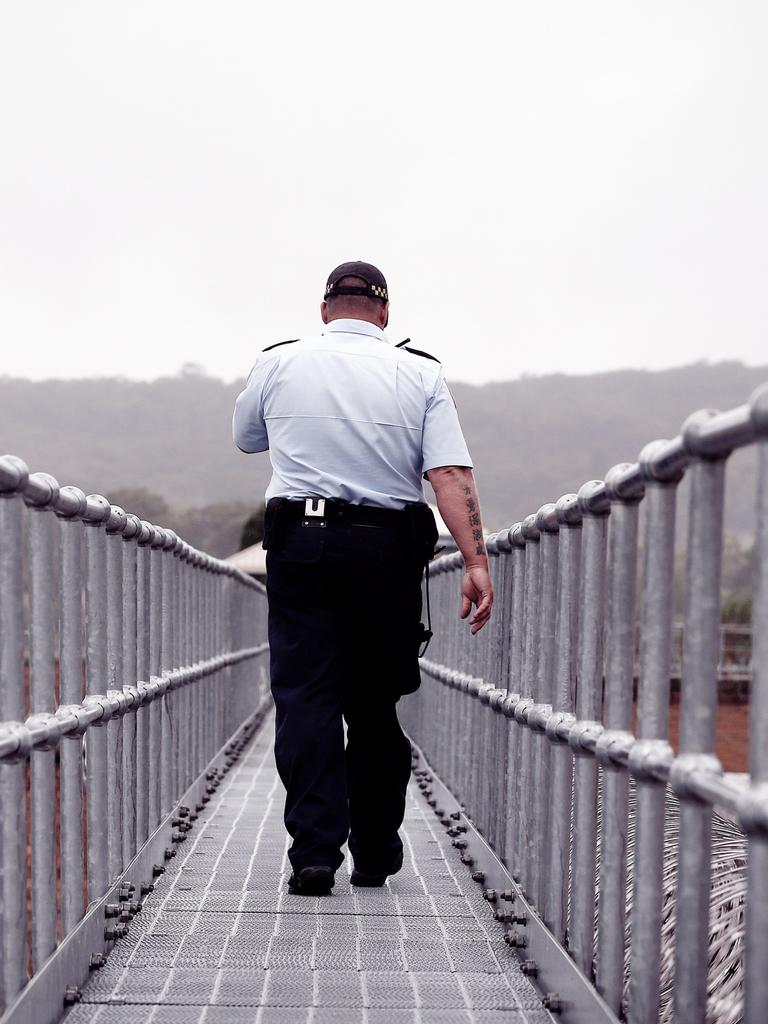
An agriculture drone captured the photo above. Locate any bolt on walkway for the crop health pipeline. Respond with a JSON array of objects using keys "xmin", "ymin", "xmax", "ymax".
[{"xmin": 61, "ymin": 712, "xmax": 552, "ymax": 1024}]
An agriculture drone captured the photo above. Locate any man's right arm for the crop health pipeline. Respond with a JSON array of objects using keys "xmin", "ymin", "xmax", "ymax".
[
  {"xmin": 232, "ymin": 362, "xmax": 269, "ymax": 453},
  {"xmin": 426, "ymin": 465, "xmax": 493, "ymax": 634}
]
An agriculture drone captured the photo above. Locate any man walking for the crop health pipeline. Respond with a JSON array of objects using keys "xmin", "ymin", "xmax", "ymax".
[{"xmin": 233, "ymin": 261, "xmax": 492, "ymax": 895}]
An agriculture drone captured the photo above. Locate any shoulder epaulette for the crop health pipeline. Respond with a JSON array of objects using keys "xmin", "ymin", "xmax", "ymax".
[
  {"xmin": 397, "ymin": 339, "xmax": 440, "ymax": 364},
  {"xmin": 262, "ymin": 338, "xmax": 299, "ymax": 353}
]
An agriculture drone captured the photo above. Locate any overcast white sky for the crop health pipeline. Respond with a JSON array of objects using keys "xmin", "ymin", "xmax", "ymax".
[{"xmin": 1, "ymin": 2, "xmax": 766, "ymax": 385}]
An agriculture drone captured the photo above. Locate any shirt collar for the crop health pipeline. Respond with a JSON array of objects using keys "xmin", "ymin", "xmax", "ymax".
[{"xmin": 322, "ymin": 318, "xmax": 389, "ymax": 344}]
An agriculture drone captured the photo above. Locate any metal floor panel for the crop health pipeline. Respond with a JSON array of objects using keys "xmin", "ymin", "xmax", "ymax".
[{"xmin": 62, "ymin": 712, "xmax": 551, "ymax": 1024}]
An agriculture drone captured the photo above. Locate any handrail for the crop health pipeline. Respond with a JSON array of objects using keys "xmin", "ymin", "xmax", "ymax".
[
  {"xmin": 401, "ymin": 382, "xmax": 768, "ymax": 1024},
  {"xmin": 0, "ymin": 456, "xmax": 269, "ymax": 1018}
]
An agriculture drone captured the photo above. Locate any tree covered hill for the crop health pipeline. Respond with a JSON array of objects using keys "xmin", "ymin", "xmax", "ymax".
[
  {"xmin": 452, "ymin": 361, "xmax": 765, "ymax": 538},
  {"xmin": 1, "ymin": 361, "xmax": 765, "ymax": 552}
]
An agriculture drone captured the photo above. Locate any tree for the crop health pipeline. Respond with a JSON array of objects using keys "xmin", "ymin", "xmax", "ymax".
[
  {"xmin": 108, "ymin": 487, "xmax": 171, "ymax": 523},
  {"xmin": 173, "ymin": 501, "xmax": 256, "ymax": 557},
  {"xmin": 721, "ymin": 596, "xmax": 751, "ymax": 625},
  {"xmin": 240, "ymin": 504, "xmax": 266, "ymax": 550}
]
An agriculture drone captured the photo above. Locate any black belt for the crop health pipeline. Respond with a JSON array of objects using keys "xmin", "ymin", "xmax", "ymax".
[{"xmin": 275, "ymin": 497, "xmax": 409, "ymax": 530}]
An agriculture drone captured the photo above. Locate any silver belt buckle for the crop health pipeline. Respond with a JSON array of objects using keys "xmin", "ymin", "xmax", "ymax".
[
  {"xmin": 302, "ymin": 497, "xmax": 326, "ymax": 527},
  {"xmin": 304, "ymin": 498, "xmax": 325, "ymax": 517}
]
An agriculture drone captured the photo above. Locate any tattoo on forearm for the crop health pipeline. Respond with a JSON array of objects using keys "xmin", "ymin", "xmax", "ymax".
[
  {"xmin": 464, "ymin": 488, "xmax": 484, "ymax": 554},
  {"xmin": 464, "ymin": 489, "xmax": 485, "ymax": 556}
]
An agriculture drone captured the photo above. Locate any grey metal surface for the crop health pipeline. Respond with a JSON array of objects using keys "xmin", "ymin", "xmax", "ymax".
[
  {"xmin": 61, "ymin": 713, "xmax": 552, "ymax": 1024},
  {"xmin": 58, "ymin": 491, "xmax": 88, "ymax": 937},
  {"xmin": 4, "ymin": 383, "xmax": 767, "ymax": 1024},
  {"xmin": 2, "ymin": 706, "xmax": 267, "ymax": 1024},
  {"xmin": 596, "ymin": 473, "xmax": 642, "ymax": 1013},
  {"xmin": 0, "ymin": 463, "xmax": 28, "ymax": 1008},
  {"xmin": 626, "ymin": 471, "xmax": 678, "ymax": 1024},
  {"xmin": 400, "ymin": 383, "xmax": 768, "ymax": 1024},
  {"xmin": 0, "ymin": 454, "xmax": 269, "ymax": 1021},
  {"xmin": 743, "ymin": 386, "xmax": 768, "ymax": 1023},
  {"xmin": 542, "ymin": 500, "xmax": 580, "ymax": 943},
  {"xmin": 27, "ymin": 482, "xmax": 60, "ymax": 972},
  {"xmin": 568, "ymin": 490, "xmax": 608, "ymax": 979},
  {"xmin": 672, "ymin": 448, "xmax": 726, "ymax": 1024},
  {"xmin": 410, "ymin": 737, "xmax": 617, "ymax": 1024}
]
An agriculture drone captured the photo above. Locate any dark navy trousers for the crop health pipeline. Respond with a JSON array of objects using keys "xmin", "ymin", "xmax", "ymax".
[{"xmin": 266, "ymin": 516, "xmax": 424, "ymax": 876}]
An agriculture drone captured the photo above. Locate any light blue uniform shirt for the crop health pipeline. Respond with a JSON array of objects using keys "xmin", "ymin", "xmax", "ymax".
[{"xmin": 232, "ymin": 318, "xmax": 473, "ymax": 510}]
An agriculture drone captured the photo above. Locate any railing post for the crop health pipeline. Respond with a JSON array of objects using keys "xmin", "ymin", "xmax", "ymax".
[
  {"xmin": 743, "ymin": 384, "xmax": 768, "ymax": 1024},
  {"xmin": 167, "ymin": 532, "xmax": 181, "ymax": 801},
  {"xmin": 105, "ymin": 505, "xmax": 127, "ymax": 880},
  {"xmin": 55, "ymin": 485, "xmax": 88, "ymax": 938},
  {"xmin": 482, "ymin": 535, "xmax": 501, "ymax": 847},
  {"xmin": 83, "ymin": 493, "xmax": 111, "ymax": 902},
  {"xmin": 543, "ymin": 494, "xmax": 581, "ymax": 941},
  {"xmin": 197, "ymin": 551, "xmax": 209, "ymax": 768},
  {"xmin": 121, "ymin": 514, "xmax": 141, "ymax": 868},
  {"xmin": 200, "ymin": 555, "xmax": 211, "ymax": 761},
  {"xmin": 195, "ymin": 551, "xmax": 208, "ymax": 766},
  {"xmin": 187, "ymin": 546, "xmax": 202, "ymax": 785},
  {"xmin": 453, "ymin": 555, "xmax": 471, "ymax": 801},
  {"xmin": 596, "ymin": 463, "xmax": 645, "ymax": 1014},
  {"xmin": 179, "ymin": 541, "xmax": 192, "ymax": 788},
  {"xmin": 626, "ymin": 439, "xmax": 684, "ymax": 1024},
  {"xmin": 671, "ymin": 410, "xmax": 727, "ymax": 1024},
  {"xmin": 160, "ymin": 529, "xmax": 176, "ymax": 816},
  {"xmin": 212, "ymin": 559, "xmax": 223, "ymax": 751},
  {"xmin": 440, "ymin": 559, "xmax": 458, "ymax": 787},
  {"xmin": 493, "ymin": 530, "xmax": 514, "ymax": 854},
  {"xmin": 24, "ymin": 472, "xmax": 60, "ymax": 971},
  {"xmin": 530, "ymin": 503, "xmax": 559, "ymax": 910},
  {"xmin": 516, "ymin": 513, "xmax": 541, "ymax": 890},
  {"xmin": 214, "ymin": 562, "xmax": 224, "ymax": 752},
  {"xmin": 183, "ymin": 543, "xmax": 193, "ymax": 785},
  {"xmin": 176, "ymin": 538, "xmax": 187, "ymax": 793},
  {"xmin": 504, "ymin": 524, "xmax": 526, "ymax": 877},
  {"xmin": 0, "ymin": 456, "xmax": 30, "ymax": 1009},
  {"xmin": 135, "ymin": 521, "xmax": 153, "ymax": 846},
  {"xmin": 568, "ymin": 479, "xmax": 610, "ymax": 977},
  {"xmin": 148, "ymin": 525, "xmax": 165, "ymax": 826}
]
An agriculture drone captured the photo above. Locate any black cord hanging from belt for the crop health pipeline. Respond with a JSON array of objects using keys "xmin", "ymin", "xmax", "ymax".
[{"xmin": 418, "ymin": 557, "xmax": 433, "ymax": 658}]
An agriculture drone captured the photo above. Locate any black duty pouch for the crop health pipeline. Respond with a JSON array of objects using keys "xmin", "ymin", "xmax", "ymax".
[
  {"xmin": 403, "ymin": 503, "xmax": 439, "ymax": 563},
  {"xmin": 262, "ymin": 497, "xmax": 287, "ymax": 551}
]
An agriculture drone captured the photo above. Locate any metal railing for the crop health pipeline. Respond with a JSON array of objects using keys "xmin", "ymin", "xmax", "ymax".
[
  {"xmin": 401, "ymin": 383, "xmax": 768, "ymax": 1024},
  {"xmin": 0, "ymin": 455, "xmax": 269, "ymax": 1021}
]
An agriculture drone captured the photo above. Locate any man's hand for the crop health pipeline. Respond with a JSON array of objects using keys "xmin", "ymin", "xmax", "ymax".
[{"xmin": 460, "ymin": 564, "xmax": 493, "ymax": 634}]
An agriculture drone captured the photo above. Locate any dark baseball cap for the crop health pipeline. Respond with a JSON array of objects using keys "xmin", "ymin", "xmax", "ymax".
[{"xmin": 324, "ymin": 261, "xmax": 388, "ymax": 302}]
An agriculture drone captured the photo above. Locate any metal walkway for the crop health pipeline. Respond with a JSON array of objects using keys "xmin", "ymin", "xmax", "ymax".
[{"xmin": 61, "ymin": 713, "xmax": 551, "ymax": 1024}]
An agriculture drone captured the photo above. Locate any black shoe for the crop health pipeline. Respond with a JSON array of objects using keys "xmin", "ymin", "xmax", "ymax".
[
  {"xmin": 350, "ymin": 850, "xmax": 404, "ymax": 888},
  {"xmin": 287, "ymin": 865, "xmax": 335, "ymax": 896},
  {"xmin": 350, "ymin": 868, "xmax": 389, "ymax": 887}
]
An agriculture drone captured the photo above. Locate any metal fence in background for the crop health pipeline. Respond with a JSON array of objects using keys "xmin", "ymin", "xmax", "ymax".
[
  {"xmin": 401, "ymin": 383, "xmax": 768, "ymax": 1024},
  {"xmin": 0, "ymin": 455, "xmax": 269, "ymax": 1022},
  {"xmin": 669, "ymin": 623, "xmax": 752, "ymax": 689}
]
